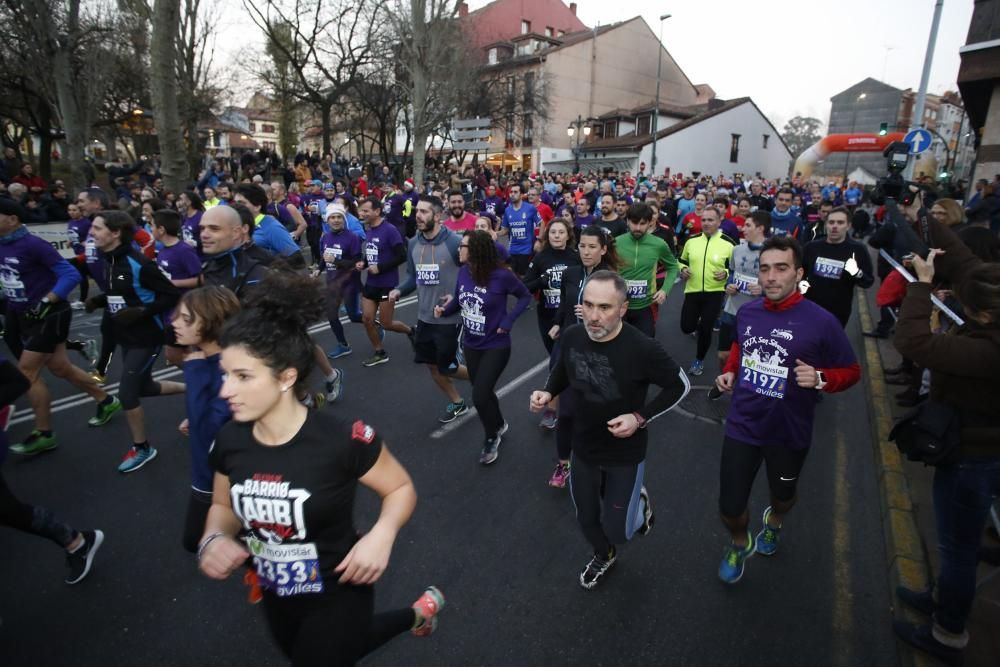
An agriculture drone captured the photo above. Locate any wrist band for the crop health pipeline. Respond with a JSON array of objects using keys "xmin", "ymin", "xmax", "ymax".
[
  {"xmin": 197, "ymin": 532, "xmax": 226, "ymax": 562},
  {"xmin": 632, "ymin": 412, "xmax": 647, "ymax": 429}
]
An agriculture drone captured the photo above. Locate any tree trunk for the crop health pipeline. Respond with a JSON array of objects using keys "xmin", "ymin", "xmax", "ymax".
[
  {"xmin": 50, "ymin": 47, "xmax": 89, "ymax": 193},
  {"xmin": 37, "ymin": 105, "xmax": 53, "ymax": 182},
  {"xmin": 149, "ymin": 0, "xmax": 189, "ymax": 192},
  {"xmin": 320, "ymin": 103, "xmax": 332, "ymax": 156}
]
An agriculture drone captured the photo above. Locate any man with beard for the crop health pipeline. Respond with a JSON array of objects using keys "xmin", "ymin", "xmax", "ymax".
[
  {"xmin": 442, "ymin": 190, "xmax": 477, "ymax": 233},
  {"xmin": 529, "ymin": 271, "xmax": 690, "ymax": 589},
  {"xmin": 614, "ymin": 203, "xmax": 679, "ymax": 337}
]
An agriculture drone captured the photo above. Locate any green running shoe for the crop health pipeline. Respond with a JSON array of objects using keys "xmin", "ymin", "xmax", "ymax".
[
  {"xmin": 10, "ymin": 430, "xmax": 58, "ymax": 456},
  {"xmin": 88, "ymin": 396, "xmax": 122, "ymax": 427}
]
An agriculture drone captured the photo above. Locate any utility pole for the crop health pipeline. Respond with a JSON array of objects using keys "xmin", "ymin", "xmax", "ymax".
[
  {"xmin": 904, "ymin": 0, "xmax": 944, "ymax": 180},
  {"xmin": 649, "ymin": 14, "xmax": 671, "ymax": 178}
]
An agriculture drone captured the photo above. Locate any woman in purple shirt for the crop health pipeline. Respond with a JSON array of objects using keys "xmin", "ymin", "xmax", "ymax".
[
  {"xmin": 435, "ymin": 230, "xmax": 530, "ymax": 465},
  {"xmin": 66, "ymin": 203, "xmax": 92, "ymax": 305}
]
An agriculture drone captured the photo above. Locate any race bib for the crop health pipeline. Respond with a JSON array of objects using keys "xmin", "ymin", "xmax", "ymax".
[
  {"xmin": 85, "ymin": 238, "xmax": 98, "ymax": 262},
  {"xmin": 107, "ymin": 295, "xmax": 126, "ymax": 314},
  {"xmin": 814, "ymin": 257, "xmax": 845, "ymax": 279},
  {"xmin": 323, "ymin": 247, "xmax": 341, "ymax": 264},
  {"xmin": 461, "ymin": 305, "xmax": 486, "ymax": 336},
  {"xmin": 511, "ymin": 226, "xmax": 527, "ymax": 240},
  {"xmin": 364, "ymin": 243, "xmax": 378, "ymax": 264},
  {"xmin": 739, "ymin": 353, "xmax": 789, "ymax": 399},
  {"xmin": 732, "ymin": 271, "xmax": 758, "ymax": 295},
  {"xmin": 416, "ymin": 263, "xmax": 440, "ymax": 286},
  {"xmin": 246, "ymin": 537, "xmax": 324, "ymax": 597},
  {"xmin": 625, "ymin": 279, "xmax": 648, "ymax": 300},
  {"xmin": 543, "ymin": 288, "xmax": 560, "ymax": 309},
  {"xmin": 0, "ymin": 269, "xmax": 26, "ymax": 302}
]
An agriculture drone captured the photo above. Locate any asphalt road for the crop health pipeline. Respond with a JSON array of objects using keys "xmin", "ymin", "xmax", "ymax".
[{"xmin": 0, "ymin": 280, "xmax": 897, "ymax": 666}]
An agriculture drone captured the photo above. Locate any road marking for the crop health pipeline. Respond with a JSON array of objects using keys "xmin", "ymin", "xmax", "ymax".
[
  {"xmin": 9, "ymin": 296, "xmax": 418, "ymax": 426},
  {"xmin": 430, "ymin": 359, "xmax": 550, "ymax": 439},
  {"xmin": 831, "ymin": 427, "xmax": 854, "ymax": 666}
]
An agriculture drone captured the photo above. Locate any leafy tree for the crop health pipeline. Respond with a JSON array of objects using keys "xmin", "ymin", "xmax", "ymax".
[{"xmin": 782, "ymin": 116, "xmax": 823, "ymax": 158}]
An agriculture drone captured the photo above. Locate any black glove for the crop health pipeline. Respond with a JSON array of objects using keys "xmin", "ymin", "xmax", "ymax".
[
  {"xmin": 25, "ymin": 300, "xmax": 52, "ymax": 320},
  {"xmin": 114, "ymin": 306, "xmax": 147, "ymax": 326},
  {"xmin": 84, "ymin": 296, "xmax": 104, "ymax": 313}
]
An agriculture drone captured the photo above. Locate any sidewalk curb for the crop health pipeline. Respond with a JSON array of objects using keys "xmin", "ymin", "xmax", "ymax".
[{"xmin": 856, "ymin": 291, "xmax": 935, "ymax": 667}]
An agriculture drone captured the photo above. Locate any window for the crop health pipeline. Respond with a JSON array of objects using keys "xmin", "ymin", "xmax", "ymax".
[
  {"xmin": 545, "ymin": 26, "xmax": 554, "ymax": 37},
  {"xmin": 636, "ymin": 115, "xmax": 651, "ymax": 136},
  {"xmin": 604, "ymin": 121, "xmax": 618, "ymax": 138},
  {"xmin": 262, "ymin": 124, "xmax": 275, "ymax": 134},
  {"xmin": 522, "ymin": 114, "xmax": 533, "ymax": 147},
  {"xmin": 521, "ymin": 19, "xmax": 530, "ymax": 34},
  {"xmin": 523, "ymin": 71, "xmax": 535, "ymax": 108},
  {"xmin": 730, "ymin": 133, "xmax": 741, "ymax": 163},
  {"xmin": 505, "ymin": 116, "xmax": 515, "ymax": 148},
  {"xmin": 557, "ymin": 30, "xmax": 565, "ymax": 37},
  {"xmin": 488, "ymin": 48, "xmax": 497, "ymax": 65},
  {"xmin": 248, "ymin": 122, "xmax": 256, "ymax": 132},
  {"xmin": 762, "ymin": 134, "xmax": 769, "ymax": 149}
]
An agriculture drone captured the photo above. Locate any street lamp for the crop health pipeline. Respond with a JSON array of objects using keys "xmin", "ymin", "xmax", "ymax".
[
  {"xmin": 843, "ymin": 92, "xmax": 866, "ymax": 184},
  {"xmin": 649, "ymin": 13, "xmax": 671, "ymax": 178},
  {"xmin": 567, "ymin": 115, "xmax": 593, "ymax": 174}
]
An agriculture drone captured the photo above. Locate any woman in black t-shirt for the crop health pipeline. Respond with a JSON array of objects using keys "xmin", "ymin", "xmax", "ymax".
[{"xmin": 196, "ymin": 271, "xmax": 444, "ymax": 665}]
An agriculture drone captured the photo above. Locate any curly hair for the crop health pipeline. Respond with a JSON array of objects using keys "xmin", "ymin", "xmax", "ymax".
[
  {"xmin": 219, "ymin": 271, "xmax": 325, "ymax": 389},
  {"xmin": 465, "ymin": 229, "xmax": 501, "ymax": 286}
]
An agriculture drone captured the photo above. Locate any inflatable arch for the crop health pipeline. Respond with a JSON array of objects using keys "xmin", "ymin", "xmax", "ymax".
[{"xmin": 793, "ymin": 133, "xmax": 913, "ymax": 181}]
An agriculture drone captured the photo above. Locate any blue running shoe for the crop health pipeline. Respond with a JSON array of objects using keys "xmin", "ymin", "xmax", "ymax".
[
  {"xmin": 327, "ymin": 344, "xmax": 352, "ymax": 360},
  {"xmin": 118, "ymin": 445, "xmax": 158, "ymax": 473},
  {"xmin": 755, "ymin": 506, "xmax": 781, "ymax": 556},
  {"xmin": 718, "ymin": 532, "xmax": 754, "ymax": 584},
  {"xmin": 688, "ymin": 359, "xmax": 704, "ymax": 376}
]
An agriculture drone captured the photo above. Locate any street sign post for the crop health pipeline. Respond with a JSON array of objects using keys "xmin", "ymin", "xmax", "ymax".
[
  {"xmin": 451, "ymin": 117, "xmax": 493, "ymax": 163},
  {"xmin": 903, "ymin": 128, "xmax": 932, "ymax": 155}
]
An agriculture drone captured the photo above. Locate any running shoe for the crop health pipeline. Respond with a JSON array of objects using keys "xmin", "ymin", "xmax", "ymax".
[
  {"xmin": 718, "ymin": 532, "xmax": 755, "ymax": 584},
  {"xmin": 896, "ymin": 586, "xmax": 936, "ymax": 617},
  {"xmin": 411, "ymin": 586, "xmax": 446, "ymax": 637},
  {"xmin": 687, "ymin": 359, "xmax": 704, "ymax": 376},
  {"xmin": 712, "ymin": 318, "xmax": 721, "ymax": 332},
  {"xmin": 479, "ymin": 434, "xmax": 502, "ymax": 465},
  {"xmin": 325, "ymin": 369, "xmax": 345, "ymax": 403},
  {"xmin": 637, "ymin": 486, "xmax": 654, "ymax": 536},
  {"xmin": 9, "ymin": 430, "xmax": 58, "ymax": 456},
  {"xmin": 438, "ymin": 401, "xmax": 469, "ymax": 423},
  {"xmin": 362, "ymin": 350, "xmax": 389, "ymax": 367},
  {"xmin": 892, "ymin": 621, "xmax": 965, "ymax": 667},
  {"xmin": 497, "ymin": 420, "xmax": 509, "ymax": 438},
  {"xmin": 754, "ymin": 506, "xmax": 781, "ymax": 556},
  {"xmin": 83, "ymin": 339, "xmax": 99, "ymax": 364},
  {"xmin": 89, "ymin": 370, "xmax": 107, "ymax": 386},
  {"xmin": 547, "ymin": 461, "xmax": 570, "ymax": 488},
  {"xmin": 539, "ymin": 409, "xmax": 558, "ymax": 430},
  {"xmin": 70, "ymin": 300, "xmax": 86, "ymax": 311},
  {"xmin": 88, "ymin": 396, "xmax": 122, "ymax": 426},
  {"xmin": 66, "ymin": 339, "xmax": 90, "ymax": 362},
  {"xmin": 117, "ymin": 445, "xmax": 158, "ymax": 473},
  {"xmin": 65, "ymin": 529, "xmax": 105, "ymax": 585},
  {"xmin": 579, "ymin": 547, "xmax": 617, "ymax": 589},
  {"xmin": 327, "ymin": 344, "xmax": 353, "ymax": 360}
]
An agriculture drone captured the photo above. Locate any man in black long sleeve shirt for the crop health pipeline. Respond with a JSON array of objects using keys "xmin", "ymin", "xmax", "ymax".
[
  {"xmin": 530, "ymin": 271, "xmax": 690, "ymax": 589},
  {"xmin": 802, "ymin": 207, "xmax": 874, "ymax": 327}
]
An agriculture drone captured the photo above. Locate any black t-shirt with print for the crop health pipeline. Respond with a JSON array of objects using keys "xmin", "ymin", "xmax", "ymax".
[{"xmin": 210, "ymin": 410, "xmax": 382, "ymax": 594}]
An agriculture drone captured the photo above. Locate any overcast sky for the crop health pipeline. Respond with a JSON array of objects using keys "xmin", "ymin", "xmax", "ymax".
[{"xmin": 468, "ymin": 0, "xmax": 975, "ymax": 133}]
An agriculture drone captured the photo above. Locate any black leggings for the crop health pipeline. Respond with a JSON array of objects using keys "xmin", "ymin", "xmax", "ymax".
[
  {"xmin": 70, "ymin": 257, "xmax": 90, "ymax": 301},
  {"xmin": 537, "ymin": 307, "xmax": 557, "ymax": 355},
  {"xmin": 181, "ymin": 488, "xmax": 213, "ymax": 554},
  {"xmin": 96, "ymin": 311, "xmax": 117, "ymax": 376},
  {"xmin": 718, "ymin": 437, "xmax": 810, "ymax": 518},
  {"xmin": 569, "ymin": 455, "xmax": 645, "ymax": 555},
  {"xmin": 119, "ymin": 345, "xmax": 163, "ymax": 410},
  {"xmin": 326, "ymin": 281, "xmax": 362, "ymax": 346},
  {"xmin": 463, "ymin": 345, "xmax": 511, "ymax": 439},
  {"xmin": 262, "ymin": 584, "xmax": 413, "ymax": 666},
  {"xmin": 0, "ymin": 472, "xmax": 75, "ymax": 548},
  {"xmin": 680, "ymin": 291, "xmax": 725, "ymax": 361},
  {"xmin": 306, "ymin": 224, "xmax": 323, "ymax": 266},
  {"xmin": 624, "ymin": 306, "xmax": 655, "ymax": 337}
]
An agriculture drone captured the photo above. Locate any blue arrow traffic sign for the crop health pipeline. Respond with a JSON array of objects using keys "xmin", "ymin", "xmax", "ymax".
[{"xmin": 903, "ymin": 129, "xmax": 933, "ymax": 155}]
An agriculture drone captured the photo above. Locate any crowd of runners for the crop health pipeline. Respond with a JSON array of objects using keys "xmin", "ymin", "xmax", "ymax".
[{"xmin": 1, "ymin": 159, "xmax": 997, "ymax": 665}]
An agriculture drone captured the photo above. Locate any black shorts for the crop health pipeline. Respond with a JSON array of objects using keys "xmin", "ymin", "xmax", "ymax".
[
  {"xmin": 718, "ymin": 436, "xmax": 810, "ymax": 518},
  {"xmin": 509, "ymin": 254, "xmax": 531, "ymax": 276},
  {"xmin": 362, "ymin": 284, "xmax": 393, "ymax": 302},
  {"xmin": 413, "ymin": 321, "xmax": 461, "ymax": 374},
  {"xmin": 17, "ymin": 302, "xmax": 72, "ymax": 354},
  {"xmin": 717, "ymin": 319, "xmax": 735, "ymax": 352}
]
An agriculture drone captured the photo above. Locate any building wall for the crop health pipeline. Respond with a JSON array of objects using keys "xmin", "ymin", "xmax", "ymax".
[
  {"xmin": 541, "ymin": 18, "xmax": 699, "ymax": 156},
  {"xmin": 462, "ymin": 0, "xmax": 587, "ymax": 56},
  {"xmin": 826, "ymin": 83, "xmax": 904, "ymax": 178},
  {"xmin": 636, "ymin": 102, "xmax": 792, "ymax": 180}
]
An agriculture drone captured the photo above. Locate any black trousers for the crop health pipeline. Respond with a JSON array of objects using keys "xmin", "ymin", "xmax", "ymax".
[
  {"xmin": 569, "ymin": 455, "xmax": 645, "ymax": 555},
  {"xmin": 680, "ymin": 291, "xmax": 725, "ymax": 360},
  {"xmin": 463, "ymin": 345, "xmax": 511, "ymax": 439}
]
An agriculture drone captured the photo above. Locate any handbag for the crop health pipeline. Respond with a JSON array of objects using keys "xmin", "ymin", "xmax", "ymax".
[{"xmin": 889, "ymin": 400, "xmax": 962, "ymax": 466}]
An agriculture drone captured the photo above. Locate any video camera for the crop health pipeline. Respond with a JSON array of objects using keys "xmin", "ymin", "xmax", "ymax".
[
  {"xmin": 870, "ymin": 141, "xmax": 910, "ymax": 205},
  {"xmin": 869, "ymin": 141, "xmax": 932, "ymax": 260}
]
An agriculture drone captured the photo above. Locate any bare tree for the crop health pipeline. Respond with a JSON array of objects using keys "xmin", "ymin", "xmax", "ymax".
[
  {"xmin": 177, "ymin": 0, "xmax": 223, "ymax": 176},
  {"xmin": 149, "ymin": 0, "xmax": 188, "ymax": 192},
  {"xmin": 244, "ymin": 0, "xmax": 384, "ymax": 156},
  {"xmin": 263, "ymin": 19, "xmax": 300, "ymax": 161}
]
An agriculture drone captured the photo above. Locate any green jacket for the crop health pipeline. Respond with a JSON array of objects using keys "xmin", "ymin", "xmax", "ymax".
[
  {"xmin": 615, "ymin": 232, "xmax": 679, "ymax": 310},
  {"xmin": 679, "ymin": 232, "xmax": 734, "ymax": 293}
]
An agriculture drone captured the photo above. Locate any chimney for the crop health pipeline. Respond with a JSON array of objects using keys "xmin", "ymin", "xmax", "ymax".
[
  {"xmin": 569, "ymin": 2, "xmax": 577, "ymax": 15},
  {"xmin": 458, "ymin": 1, "xmax": 468, "ymax": 17}
]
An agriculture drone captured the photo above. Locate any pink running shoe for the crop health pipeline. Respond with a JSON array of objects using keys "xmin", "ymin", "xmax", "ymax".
[
  {"xmin": 411, "ymin": 586, "xmax": 445, "ymax": 637},
  {"xmin": 548, "ymin": 461, "xmax": 570, "ymax": 489}
]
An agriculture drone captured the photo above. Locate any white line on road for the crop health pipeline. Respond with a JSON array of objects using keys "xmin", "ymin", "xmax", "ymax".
[
  {"xmin": 429, "ymin": 358, "xmax": 550, "ymax": 439},
  {"xmin": 9, "ymin": 296, "xmax": 418, "ymax": 426}
]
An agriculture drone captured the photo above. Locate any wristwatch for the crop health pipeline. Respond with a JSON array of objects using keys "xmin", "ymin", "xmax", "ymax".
[
  {"xmin": 632, "ymin": 412, "xmax": 648, "ymax": 429},
  {"xmin": 815, "ymin": 370, "xmax": 827, "ymax": 391}
]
